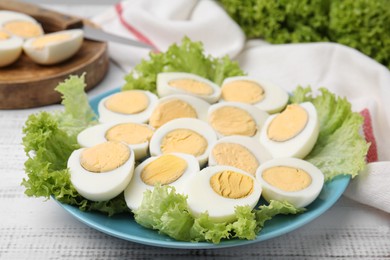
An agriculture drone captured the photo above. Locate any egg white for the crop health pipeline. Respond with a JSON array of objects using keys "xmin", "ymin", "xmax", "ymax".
[
  {"xmin": 0, "ymin": 33, "xmax": 23, "ymax": 67},
  {"xmin": 23, "ymin": 29, "xmax": 83, "ymax": 65},
  {"xmin": 67, "ymin": 145, "xmax": 135, "ymax": 202},
  {"xmin": 98, "ymin": 90, "xmax": 159, "ymax": 124},
  {"xmin": 149, "ymin": 118, "xmax": 217, "ymax": 167},
  {"xmin": 186, "ymin": 165, "xmax": 262, "ymax": 222},
  {"xmin": 157, "ymin": 72, "xmax": 221, "ymax": 103},
  {"xmin": 255, "ymin": 157, "xmax": 324, "ymax": 208},
  {"xmin": 77, "ymin": 122, "xmax": 154, "ymax": 161},
  {"xmin": 259, "ymin": 102, "xmax": 319, "ymax": 159},
  {"xmin": 124, "ymin": 153, "xmax": 200, "ymax": 211},
  {"xmin": 208, "ymin": 135, "xmax": 272, "ymax": 174},
  {"xmin": 220, "ymin": 76, "xmax": 289, "ymax": 114},
  {"xmin": 207, "ymin": 101, "xmax": 269, "ymax": 139}
]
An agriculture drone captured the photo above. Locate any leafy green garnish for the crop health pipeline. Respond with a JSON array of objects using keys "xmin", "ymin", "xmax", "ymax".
[
  {"xmin": 134, "ymin": 185, "xmax": 302, "ymax": 244},
  {"xmin": 291, "ymin": 86, "xmax": 370, "ymax": 181},
  {"xmin": 219, "ymin": 0, "xmax": 390, "ymax": 70},
  {"xmin": 123, "ymin": 37, "xmax": 245, "ymax": 93}
]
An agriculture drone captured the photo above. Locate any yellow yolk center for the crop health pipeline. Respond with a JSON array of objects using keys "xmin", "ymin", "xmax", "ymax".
[
  {"xmin": 168, "ymin": 79, "xmax": 213, "ymax": 96},
  {"xmin": 262, "ymin": 166, "xmax": 312, "ymax": 192},
  {"xmin": 149, "ymin": 99, "xmax": 197, "ymax": 128},
  {"xmin": 80, "ymin": 141, "xmax": 130, "ymax": 173},
  {"xmin": 160, "ymin": 129, "xmax": 207, "ymax": 157},
  {"xmin": 267, "ymin": 104, "xmax": 308, "ymax": 142},
  {"xmin": 141, "ymin": 154, "xmax": 187, "ymax": 186},
  {"xmin": 209, "ymin": 106, "xmax": 257, "ymax": 136},
  {"xmin": 0, "ymin": 31, "xmax": 10, "ymax": 40},
  {"xmin": 221, "ymin": 80, "xmax": 265, "ymax": 104},
  {"xmin": 105, "ymin": 123, "xmax": 154, "ymax": 144},
  {"xmin": 32, "ymin": 33, "xmax": 72, "ymax": 49},
  {"xmin": 212, "ymin": 143, "xmax": 259, "ymax": 175},
  {"xmin": 3, "ymin": 21, "xmax": 42, "ymax": 38},
  {"xmin": 105, "ymin": 91, "xmax": 149, "ymax": 114},
  {"xmin": 210, "ymin": 170, "xmax": 254, "ymax": 199}
]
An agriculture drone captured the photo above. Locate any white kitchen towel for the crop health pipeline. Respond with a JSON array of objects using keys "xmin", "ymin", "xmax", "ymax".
[
  {"xmin": 92, "ymin": 0, "xmax": 245, "ymax": 72},
  {"xmin": 93, "ymin": 1, "xmax": 390, "ymax": 213},
  {"xmin": 236, "ymin": 41, "xmax": 390, "ymax": 213}
]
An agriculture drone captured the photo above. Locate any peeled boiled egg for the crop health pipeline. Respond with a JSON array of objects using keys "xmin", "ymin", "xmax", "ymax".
[
  {"xmin": 220, "ymin": 76, "xmax": 289, "ymax": 114},
  {"xmin": 157, "ymin": 72, "xmax": 221, "ymax": 103},
  {"xmin": 149, "ymin": 94, "xmax": 210, "ymax": 128},
  {"xmin": 23, "ymin": 29, "xmax": 83, "ymax": 65},
  {"xmin": 255, "ymin": 157, "xmax": 324, "ymax": 208},
  {"xmin": 0, "ymin": 11, "xmax": 44, "ymax": 40},
  {"xmin": 98, "ymin": 90, "xmax": 158, "ymax": 124},
  {"xmin": 0, "ymin": 30, "xmax": 23, "ymax": 67},
  {"xmin": 77, "ymin": 122, "xmax": 154, "ymax": 161},
  {"xmin": 124, "ymin": 153, "xmax": 199, "ymax": 210},
  {"xmin": 259, "ymin": 102, "xmax": 319, "ymax": 159},
  {"xmin": 208, "ymin": 135, "xmax": 272, "ymax": 176},
  {"xmin": 149, "ymin": 118, "xmax": 217, "ymax": 167},
  {"xmin": 208, "ymin": 102, "xmax": 269, "ymax": 139},
  {"xmin": 186, "ymin": 165, "xmax": 262, "ymax": 222},
  {"xmin": 67, "ymin": 141, "xmax": 135, "ymax": 202}
]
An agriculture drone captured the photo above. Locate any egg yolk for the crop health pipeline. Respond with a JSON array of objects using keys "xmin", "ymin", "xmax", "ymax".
[
  {"xmin": 3, "ymin": 20, "xmax": 42, "ymax": 38},
  {"xmin": 105, "ymin": 91, "xmax": 149, "ymax": 114},
  {"xmin": 267, "ymin": 104, "xmax": 308, "ymax": 142},
  {"xmin": 105, "ymin": 123, "xmax": 154, "ymax": 144},
  {"xmin": 210, "ymin": 170, "xmax": 254, "ymax": 199},
  {"xmin": 0, "ymin": 31, "xmax": 10, "ymax": 40},
  {"xmin": 141, "ymin": 154, "xmax": 187, "ymax": 186},
  {"xmin": 168, "ymin": 78, "xmax": 213, "ymax": 96},
  {"xmin": 212, "ymin": 143, "xmax": 259, "ymax": 175},
  {"xmin": 80, "ymin": 141, "xmax": 130, "ymax": 173},
  {"xmin": 161, "ymin": 129, "xmax": 207, "ymax": 157},
  {"xmin": 262, "ymin": 166, "xmax": 312, "ymax": 192},
  {"xmin": 209, "ymin": 106, "xmax": 257, "ymax": 136},
  {"xmin": 221, "ymin": 80, "xmax": 265, "ymax": 104},
  {"xmin": 149, "ymin": 99, "xmax": 197, "ymax": 128},
  {"xmin": 32, "ymin": 33, "xmax": 72, "ymax": 49}
]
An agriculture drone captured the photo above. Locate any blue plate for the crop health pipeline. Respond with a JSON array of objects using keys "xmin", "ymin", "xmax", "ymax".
[{"xmin": 56, "ymin": 88, "xmax": 350, "ymax": 249}]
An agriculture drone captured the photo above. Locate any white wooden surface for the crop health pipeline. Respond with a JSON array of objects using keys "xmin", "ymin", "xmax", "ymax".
[{"xmin": 0, "ymin": 3, "xmax": 389, "ymax": 259}]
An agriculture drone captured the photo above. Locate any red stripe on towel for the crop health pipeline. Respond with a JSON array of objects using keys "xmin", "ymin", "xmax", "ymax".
[
  {"xmin": 360, "ymin": 108, "xmax": 378, "ymax": 163},
  {"xmin": 115, "ymin": 2, "xmax": 159, "ymax": 51}
]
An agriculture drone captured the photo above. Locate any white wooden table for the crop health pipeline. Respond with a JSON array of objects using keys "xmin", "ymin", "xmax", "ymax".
[{"xmin": 1, "ymin": 2, "xmax": 389, "ymax": 259}]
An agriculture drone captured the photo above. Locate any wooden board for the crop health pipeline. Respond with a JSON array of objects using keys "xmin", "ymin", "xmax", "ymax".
[{"xmin": 0, "ymin": 1, "xmax": 109, "ymax": 109}]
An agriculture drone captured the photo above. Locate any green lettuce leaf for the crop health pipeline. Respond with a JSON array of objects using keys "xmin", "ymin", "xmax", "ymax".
[
  {"xmin": 133, "ymin": 185, "xmax": 301, "ymax": 244},
  {"xmin": 22, "ymin": 75, "xmax": 129, "ymax": 216},
  {"xmin": 290, "ymin": 86, "xmax": 370, "ymax": 181},
  {"xmin": 123, "ymin": 37, "xmax": 244, "ymax": 93}
]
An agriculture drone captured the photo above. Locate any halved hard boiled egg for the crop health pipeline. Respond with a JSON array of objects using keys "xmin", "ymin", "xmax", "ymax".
[
  {"xmin": 0, "ymin": 11, "xmax": 44, "ymax": 40},
  {"xmin": 67, "ymin": 141, "xmax": 135, "ymax": 202},
  {"xmin": 23, "ymin": 29, "xmax": 83, "ymax": 65},
  {"xmin": 149, "ymin": 94, "xmax": 210, "ymax": 129},
  {"xmin": 0, "ymin": 30, "xmax": 23, "ymax": 67},
  {"xmin": 220, "ymin": 76, "xmax": 289, "ymax": 114},
  {"xmin": 186, "ymin": 165, "xmax": 262, "ymax": 222},
  {"xmin": 259, "ymin": 102, "xmax": 319, "ymax": 159},
  {"xmin": 208, "ymin": 135, "xmax": 272, "ymax": 176},
  {"xmin": 77, "ymin": 122, "xmax": 154, "ymax": 161},
  {"xmin": 98, "ymin": 90, "xmax": 158, "ymax": 124},
  {"xmin": 157, "ymin": 72, "xmax": 221, "ymax": 103},
  {"xmin": 124, "ymin": 153, "xmax": 199, "ymax": 210},
  {"xmin": 149, "ymin": 118, "xmax": 217, "ymax": 167},
  {"xmin": 255, "ymin": 157, "xmax": 324, "ymax": 208},
  {"xmin": 208, "ymin": 102, "xmax": 269, "ymax": 139}
]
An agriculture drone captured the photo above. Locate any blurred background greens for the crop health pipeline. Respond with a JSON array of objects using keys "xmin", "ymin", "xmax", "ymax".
[{"xmin": 219, "ymin": 0, "xmax": 390, "ymax": 70}]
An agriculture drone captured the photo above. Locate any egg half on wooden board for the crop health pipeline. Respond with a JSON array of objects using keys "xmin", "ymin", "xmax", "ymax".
[
  {"xmin": 0, "ymin": 10, "xmax": 44, "ymax": 40},
  {"xmin": 124, "ymin": 153, "xmax": 199, "ymax": 211},
  {"xmin": 67, "ymin": 141, "xmax": 135, "ymax": 202},
  {"xmin": 23, "ymin": 29, "xmax": 84, "ymax": 65},
  {"xmin": 256, "ymin": 157, "xmax": 324, "ymax": 208},
  {"xmin": 0, "ymin": 30, "xmax": 23, "ymax": 67}
]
